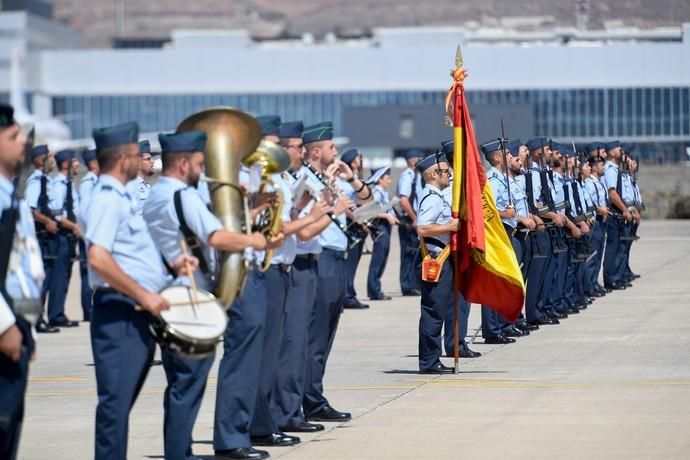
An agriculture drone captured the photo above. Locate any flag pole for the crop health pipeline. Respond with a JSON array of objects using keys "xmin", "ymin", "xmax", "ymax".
[{"xmin": 448, "ymin": 46, "xmax": 467, "ymax": 374}]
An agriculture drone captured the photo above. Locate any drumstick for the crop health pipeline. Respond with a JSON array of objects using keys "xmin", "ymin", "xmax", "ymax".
[
  {"xmin": 180, "ymin": 240, "xmax": 200, "ymax": 319},
  {"xmin": 134, "ymin": 298, "xmax": 216, "ymax": 312}
]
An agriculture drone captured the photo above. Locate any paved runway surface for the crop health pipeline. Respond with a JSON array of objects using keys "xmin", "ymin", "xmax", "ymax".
[{"xmin": 20, "ymin": 220, "xmax": 690, "ymax": 459}]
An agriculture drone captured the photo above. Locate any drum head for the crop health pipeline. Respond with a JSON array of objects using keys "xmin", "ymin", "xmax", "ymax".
[{"xmin": 159, "ymin": 285, "xmax": 227, "ymax": 343}]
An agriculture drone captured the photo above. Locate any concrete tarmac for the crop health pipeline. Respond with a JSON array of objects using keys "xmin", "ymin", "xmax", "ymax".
[{"xmin": 19, "ymin": 220, "xmax": 690, "ymax": 459}]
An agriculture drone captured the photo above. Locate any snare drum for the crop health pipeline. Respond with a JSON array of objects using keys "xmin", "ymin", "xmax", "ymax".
[{"xmin": 150, "ymin": 285, "xmax": 227, "ymax": 359}]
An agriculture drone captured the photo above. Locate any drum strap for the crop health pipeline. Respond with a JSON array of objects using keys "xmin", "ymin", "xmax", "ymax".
[{"xmin": 174, "ymin": 189, "xmax": 210, "ymax": 274}]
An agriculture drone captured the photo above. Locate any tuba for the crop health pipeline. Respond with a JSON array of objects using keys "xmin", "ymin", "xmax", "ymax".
[
  {"xmin": 243, "ymin": 140, "xmax": 291, "ymax": 271},
  {"xmin": 176, "ymin": 107, "xmax": 261, "ymax": 308}
]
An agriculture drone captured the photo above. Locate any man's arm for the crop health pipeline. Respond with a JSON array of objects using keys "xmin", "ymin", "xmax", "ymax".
[{"xmin": 417, "ymin": 219, "xmax": 460, "ymax": 238}]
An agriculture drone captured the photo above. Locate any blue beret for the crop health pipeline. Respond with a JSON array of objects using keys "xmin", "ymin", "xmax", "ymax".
[
  {"xmin": 55, "ymin": 149, "xmax": 75, "ymax": 165},
  {"xmin": 479, "ymin": 138, "xmax": 503, "ymax": 156},
  {"xmin": 256, "ymin": 115, "xmax": 281, "ymax": 137},
  {"xmin": 278, "ymin": 121, "xmax": 303, "ymax": 139},
  {"xmin": 341, "ymin": 148, "xmax": 360, "ymax": 165},
  {"xmin": 441, "ymin": 140, "xmax": 454, "ymax": 157},
  {"xmin": 82, "ymin": 149, "xmax": 97, "ymax": 163},
  {"xmin": 585, "ymin": 141, "xmax": 603, "ymax": 152},
  {"xmin": 368, "ymin": 166, "xmax": 391, "ymax": 184},
  {"xmin": 159, "ymin": 131, "xmax": 207, "ymax": 154},
  {"xmin": 138, "ymin": 140, "xmax": 151, "ymax": 155},
  {"xmin": 526, "ymin": 137, "xmax": 548, "ymax": 152},
  {"xmin": 507, "ymin": 139, "xmax": 522, "ymax": 157},
  {"xmin": 560, "ymin": 144, "xmax": 574, "ymax": 156},
  {"xmin": 0, "ymin": 103, "xmax": 15, "ymax": 128},
  {"xmin": 93, "ymin": 122, "xmax": 139, "ymax": 151},
  {"xmin": 588, "ymin": 155, "xmax": 605, "ymax": 165},
  {"xmin": 416, "ymin": 153, "xmax": 446, "ymax": 173},
  {"xmin": 303, "ymin": 122, "xmax": 334, "ymax": 144},
  {"xmin": 605, "ymin": 140, "xmax": 621, "ymax": 152},
  {"xmin": 31, "ymin": 144, "xmax": 49, "ymax": 160},
  {"xmin": 404, "ymin": 149, "xmax": 425, "ymax": 160}
]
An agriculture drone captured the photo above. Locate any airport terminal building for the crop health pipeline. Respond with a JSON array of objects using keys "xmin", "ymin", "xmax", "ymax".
[{"xmin": 1, "ymin": 3, "xmax": 689, "ymax": 161}]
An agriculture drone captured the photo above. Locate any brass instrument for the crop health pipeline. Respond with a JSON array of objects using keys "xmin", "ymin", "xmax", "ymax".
[
  {"xmin": 176, "ymin": 107, "xmax": 261, "ymax": 309},
  {"xmin": 243, "ymin": 140, "xmax": 291, "ymax": 271}
]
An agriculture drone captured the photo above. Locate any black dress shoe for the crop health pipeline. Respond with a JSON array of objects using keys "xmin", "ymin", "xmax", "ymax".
[
  {"xmin": 547, "ymin": 309, "xmax": 567, "ymax": 320},
  {"xmin": 308, "ymin": 405, "xmax": 351, "ymax": 422},
  {"xmin": 484, "ymin": 335, "xmax": 516, "ymax": 345},
  {"xmin": 49, "ymin": 319, "xmax": 79, "ymax": 328},
  {"xmin": 517, "ymin": 322, "xmax": 539, "ymax": 332},
  {"xmin": 503, "ymin": 326, "xmax": 528, "ymax": 337},
  {"xmin": 631, "ymin": 273, "xmax": 641, "ymax": 279},
  {"xmin": 215, "ymin": 447, "xmax": 270, "ymax": 459},
  {"xmin": 343, "ymin": 301, "xmax": 370, "ymax": 309},
  {"xmin": 529, "ymin": 317, "xmax": 559, "ymax": 326},
  {"xmin": 420, "ymin": 362, "xmax": 455, "ymax": 374},
  {"xmin": 402, "ymin": 289, "xmax": 421, "ymax": 296},
  {"xmin": 280, "ymin": 421, "xmax": 324, "ymax": 433},
  {"xmin": 369, "ymin": 294, "xmax": 392, "ymax": 301},
  {"xmin": 36, "ymin": 321, "xmax": 60, "ymax": 333},
  {"xmin": 566, "ymin": 306, "xmax": 581, "ymax": 315},
  {"xmin": 605, "ymin": 282, "xmax": 626, "ymax": 291},
  {"xmin": 251, "ymin": 432, "xmax": 300, "ymax": 447},
  {"xmin": 459, "ymin": 347, "xmax": 482, "ymax": 358}
]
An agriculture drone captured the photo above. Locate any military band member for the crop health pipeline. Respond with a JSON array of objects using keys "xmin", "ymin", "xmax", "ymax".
[
  {"xmin": 0, "ymin": 103, "xmax": 43, "ymax": 460},
  {"xmin": 582, "ymin": 155, "xmax": 610, "ymax": 297},
  {"xmin": 365, "ymin": 165, "xmax": 397, "ymax": 300},
  {"xmin": 46, "ymin": 149, "xmax": 80, "ymax": 328},
  {"xmin": 341, "ymin": 148, "xmax": 370, "ymax": 310},
  {"xmin": 143, "ymin": 131, "xmax": 271, "ymax": 460},
  {"xmin": 84, "ymin": 121, "xmax": 197, "ymax": 460},
  {"xmin": 125, "ymin": 140, "xmax": 154, "ymax": 216},
  {"xmin": 396, "ymin": 149, "xmax": 424, "ymax": 296},
  {"xmin": 415, "ymin": 152, "xmax": 461, "ymax": 373}
]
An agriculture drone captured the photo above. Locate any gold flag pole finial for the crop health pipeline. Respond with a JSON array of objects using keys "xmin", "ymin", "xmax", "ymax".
[{"xmin": 455, "ymin": 45, "xmax": 463, "ymax": 69}]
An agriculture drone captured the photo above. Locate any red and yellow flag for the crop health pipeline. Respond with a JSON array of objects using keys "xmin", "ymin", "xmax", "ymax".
[{"xmin": 447, "ymin": 48, "xmax": 525, "ymax": 323}]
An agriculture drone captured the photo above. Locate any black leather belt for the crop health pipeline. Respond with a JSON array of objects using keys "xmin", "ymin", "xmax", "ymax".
[
  {"xmin": 596, "ymin": 215, "xmax": 604, "ymax": 222},
  {"xmin": 322, "ymin": 248, "xmax": 348, "ymax": 260},
  {"xmin": 270, "ymin": 263, "xmax": 293, "ymax": 273},
  {"xmin": 294, "ymin": 253, "xmax": 319, "ymax": 263}
]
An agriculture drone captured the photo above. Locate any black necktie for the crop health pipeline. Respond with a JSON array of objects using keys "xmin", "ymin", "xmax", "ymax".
[{"xmin": 65, "ymin": 179, "xmax": 76, "ymax": 222}]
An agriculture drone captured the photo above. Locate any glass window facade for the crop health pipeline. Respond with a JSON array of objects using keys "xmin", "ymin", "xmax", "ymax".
[{"xmin": 53, "ymin": 87, "xmax": 690, "ymax": 160}]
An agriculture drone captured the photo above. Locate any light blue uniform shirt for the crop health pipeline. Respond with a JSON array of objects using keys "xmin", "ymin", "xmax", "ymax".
[
  {"xmin": 85, "ymin": 174, "xmax": 169, "ymax": 293},
  {"xmin": 526, "ymin": 165, "xmax": 544, "ymax": 208},
  {"xmin": 584, "ymin": 176, "xmax": 607, "ymax": 208},
  {"xmin": 0, "ymin": 176, "xmax": 43, "ymax": 321},
  {"xmin": 143, "ymin": 176, "xmax": 224, "ymax": 291},
  {"xmin": 78, "ymin": 171, "xmax": 98, "ymax": 228},
  {"xmin": 552, "ymin": 172, "xmax": 566, "ymax": 215},
  {"xmin": 197, "ymin": 174, "xmax": 211, "ymax": 205},
  {"xmin": 488, "ymin": 170, "xmax": 513, "ymax": 227},
  {"xmin": 125, "ymin": 175, "xmax": 150, "ymax": 216},
  {"xmin": 621, "ymin": 173, "xmax": 635, "ymax": 204},
  {"xmin": 603, "ymin": 161, "xmax": 619, "ymax": 191},
  {"xmin": 51, "ymin": 172, "xmax": 79, "ymax": 221},
  {"xmin": 397, "ymin": 168, "xmax": 423, "ymax": 213},
  {"xmin": 417, "ymin": 184, "xmax": 452, "ymax": 247},
  {"xmin": 294, "ymin": 166, "xmax": 322, "ymax": 255},
  {"xmin": 512, "ymin": 176, "xmax": 530, "ymax": 219},
  {"xmin": 270, "ymin": 172, "xmax": 296, "ymax": 265},
  {"xmin": 373, "ymin": 184, "xmax": 394, "ymax": 216},
  {"xmin": 25, "ymin": 169, "xmax": 50, "ymax": 210},
  {"xmin": 318, "ymin": 176, "xmax": 349, "ymax": 252}
]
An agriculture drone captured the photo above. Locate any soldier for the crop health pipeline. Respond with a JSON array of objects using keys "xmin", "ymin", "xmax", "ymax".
[
  {"xmin": 77, "ymin": 149, "xmax": 99, "ymax": 321},
  {"xmin": 582, "ymin": 155, "xmax": 610, "ymax": 297},
  {"xmin": 125, "ymin": 140, "xmax": 154, "ymax": 216},
  {"xmin": 0, "ymin": 102, "xmax": 44, "ymax": 460},
  {"xmin": 366, "ymin": 165, "xmax": 397, "ymax": 300},
  {"xmin": 396, "ymin": 149, "xmax": 424, "ymax": 296}
]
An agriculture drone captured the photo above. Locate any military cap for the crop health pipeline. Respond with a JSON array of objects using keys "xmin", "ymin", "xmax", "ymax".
[
  {"xmin": 159, "ymin": 131, "xmax": 207, "ymax": 154},
  {"xmin": 303, "ymin": 122, "xmax": 334, "ymax": 144},
  {"xmin": 138, "ymin": 140, "xmax": 151, "ymax": 155},
  {"xmin": 404, "ymin": 149, "xmax": 425, "ymax": 160},
  {"xmin": 507, "ymin": 139, "xmax": 522, "ymax": 157},
  {"xmin": 279, "ymin": 121, "xmax": 303, "ymax": 139},
  {"xmin": 526, "ymin": 137, "xmax": 549, "ymax": 152},
  {"xmin": 585, "ymin": 141, "xmax": 603, "ymax": 153},
  {"xmin": 588, "ymin": 155, "xmax": 605, "ymax": 166},
  {"xmin": 605, "ymin": 140, "xmax": 621, "ymax": 152},
  {"xmin": 368, "ymin": 165, "xmax": 391, "ymax": 185},
  {"xmin": 0, "ymin": 103, "xmax": 15, "ymax": 128},
  {"xmin": 479, "ymin": 138, "xmax": 503, "ymax": 156},
  {"xmin": 341, "ymin": 148, "xmax": 360, "ymax": 165},
  {"xmin": 416, "ymin": 153, "xmax": 445, "ymax": 173},
  {"xmin": 560, "ymin": 144, "xmax": 574, "ymax": 156},
  {"xmin": 256, "ymin": 115, "xmax": 281, "ymax": 137},
  {"xmin": 55, "ymin": 149, "xmax": 75, "ymax": 165},
  {"xmin": 93, "ymin": 122, "xmax": 139, "ymax": 151},
  {"xmin": 31, "ymin": 144, "xmax": 49, "ymax": 160},
  {"xmin": 82, "ymin": 149, "xmax": 97, "ymax": 163},
  {"xmin": 550, "ymin": 141, "xmax": 562, "ymax": 152}
]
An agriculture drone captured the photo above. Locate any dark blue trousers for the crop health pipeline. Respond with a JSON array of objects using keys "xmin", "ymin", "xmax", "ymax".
[
  {"xmin": 46, "ymin": 232, "xmax": 72, "ymax": 323},
  {"xmin": 584, "ymin": 220, "xmax": 605, "ymax": 292},
  {"xmin": 344, "ymin": 238, "xmax": 364, "ymax": 306},
  {"xmin": 90, "ymin": 291, "xmax": 155, "ymax": 460},
  {"xmin": 38, "ymin": 235, "xmax": 57, "ymax": 318},
  {"xmin": 618, "ymin": 222, "xmax": 635, "ymax": 280},
  {"xmin": 162, "ymin": 350, "xmax": 215, "ymax": 460},
  {"xmin": 603, "ymin": 218, "xmax": 622, "ymax": 286},
  {"xmin": 398, "ymin": 224, "xmax": 421, "ymax": 293},
  {"xmin": 303, "ymin": 250, "xmax": 347, "ymax": 416},
  {"xmin": 444, "ymin": 292, "xmax": 470, "ymax": 354},
  {"xmin": 0, "ymin": 318, "xmax": 33, "ymax": 460},
  {"xmin": 564, "ymin": 239, "xmax": 581, "ymax": 307},
  {"xmin": 419, "ymin": 257, "xmax": 453, "ymax": 370},
  {"xmin": 213, "ymin": 270, "xmax": 266, "ymax": 451},
  {"xmin": 79, "ymin": 238, "xmax": 93, "ymax": 320},
  {"xmin": 273, "ymin": 256, "xmax": 318, "ymax": 427},
  {"xmin": 525, "ymin": 232, "xmax": 550, "ymax": 322},
  {"xmin": 251, "ymin": 266, "xmax": 290, "ymax": 437},
  {"xmin": 546, "ymin": 230, "xmax": 569, "ymax": 312},
  {"xmin": 367, "ymin": 222, "xmax": 391, "ymax": 299}
]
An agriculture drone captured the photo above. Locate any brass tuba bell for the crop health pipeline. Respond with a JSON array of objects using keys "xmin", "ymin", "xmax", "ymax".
[
  {"xmin": 176, "ymin": 107, "xmax": 261, "ymax": 308},
  {"xmin": 243, "ymin": 139, "xmax": 291, "ymax": 271}
]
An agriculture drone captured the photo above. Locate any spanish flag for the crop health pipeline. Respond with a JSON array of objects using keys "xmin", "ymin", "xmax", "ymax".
[{"xmin": 447, "ymin": 49, "xmax": 525, "ymax": 323}]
